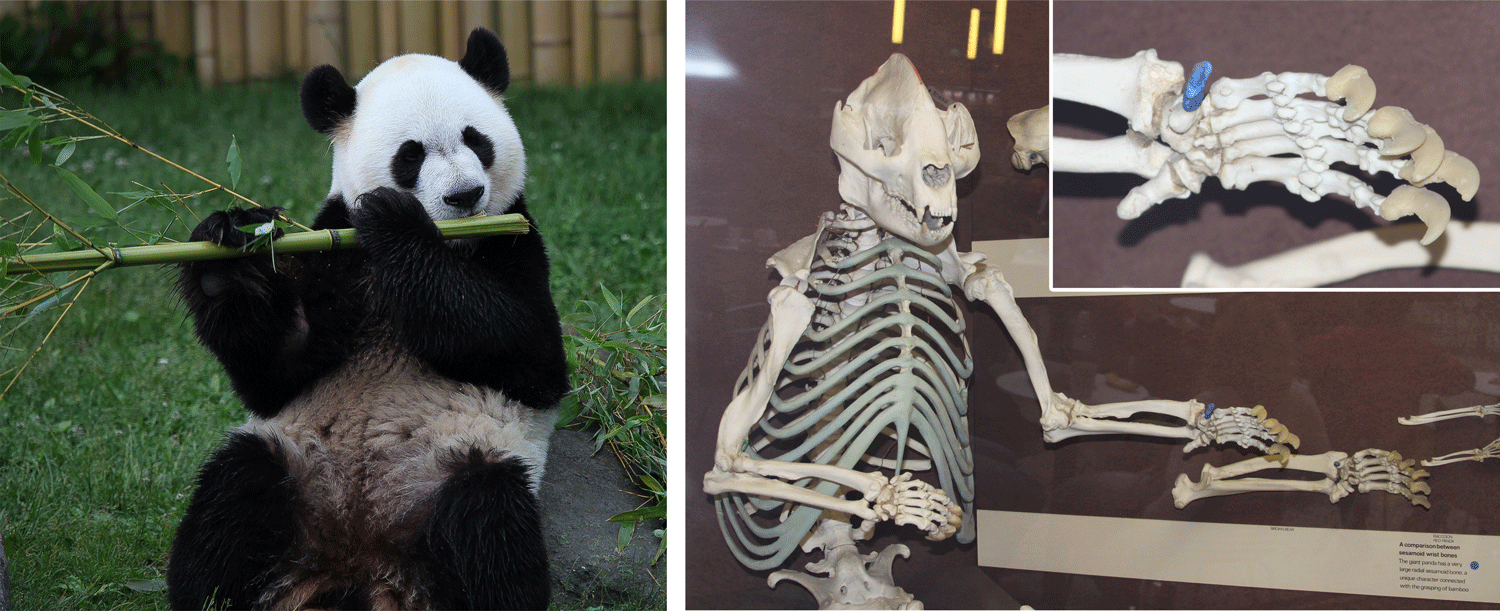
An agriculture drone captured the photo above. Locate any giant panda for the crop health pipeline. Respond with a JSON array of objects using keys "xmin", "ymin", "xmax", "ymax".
[{"xmin": 166, "ymin": 28, "xmax": 568, "ymax": 610}]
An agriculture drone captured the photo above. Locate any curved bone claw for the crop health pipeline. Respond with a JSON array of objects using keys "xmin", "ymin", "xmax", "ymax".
[
  {"xmin": 1325, "ymin": 64, "xmax": 1375, "ymax": 121},
  {"xmin": 1380, "ymin": 185, "xmax": 1450, "ymax": 245},
  {"xmin": 1367, "ymin": 106, "xmax": 1427, "ymax": 155},
  {"xmin": 1415, "ymin": 150, "xmax": 1481, "ymax": 201}
]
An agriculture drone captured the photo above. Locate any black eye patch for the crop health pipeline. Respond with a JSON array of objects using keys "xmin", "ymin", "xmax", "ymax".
[
  {"xmin": 392, "ymin": 140, "xmax": 425, "ymax": 189},
  {"xmin": 462, "ymin": 126, "xmax": 495, "ymax": 169}
]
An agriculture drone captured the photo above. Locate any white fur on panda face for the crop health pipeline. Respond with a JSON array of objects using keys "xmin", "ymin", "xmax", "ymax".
[{"xmin": 331, "ymin": 54, "xmax": 526, "ymax": 222}]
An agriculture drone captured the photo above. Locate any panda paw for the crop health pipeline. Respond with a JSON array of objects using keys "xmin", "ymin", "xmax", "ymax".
[
  {"xmin": 352, "ymin": 187, "xmax": 442, "ymax": 245},
  {"xmin": 190, "ymin": 207, "xmax": 286, "ymax": 248}
]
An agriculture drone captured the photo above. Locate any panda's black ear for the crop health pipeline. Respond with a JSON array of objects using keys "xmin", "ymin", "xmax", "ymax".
[
  {"xmin": 300, "ymin": 65, "xmax": 356, "ymax": 136},
  {"xmin": 459, "ymin": 28, "xmax": 510, "ymax": 95}
]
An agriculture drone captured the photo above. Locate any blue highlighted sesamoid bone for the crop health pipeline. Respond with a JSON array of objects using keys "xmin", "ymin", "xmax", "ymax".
[{"xmin": 1183, "ymin": 61, "xmax": 1212, "ymax": 112}]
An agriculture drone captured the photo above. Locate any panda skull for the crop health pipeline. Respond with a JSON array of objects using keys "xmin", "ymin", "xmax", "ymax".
[{"xmin": 830, "ymin": 54, "xmax": 980, "ymax": 247}]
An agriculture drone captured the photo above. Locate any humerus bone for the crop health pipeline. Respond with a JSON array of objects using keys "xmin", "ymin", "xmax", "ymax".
[
  {"xmin": 1054, "ymin": 50, "xmax": 1478, "ymax": 247},
  {"xmin": 1172, "ymin": 449, "xmax": 1431, "ymax": 509}
]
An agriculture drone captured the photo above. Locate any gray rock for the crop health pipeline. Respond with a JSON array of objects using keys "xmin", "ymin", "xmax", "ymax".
[{"xmin": 540, "ymin": 428, "xmax": 665, "ymax": 608}]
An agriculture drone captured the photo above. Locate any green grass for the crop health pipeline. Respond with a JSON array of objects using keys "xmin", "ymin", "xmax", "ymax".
[{"xmin": 0, "ymin": 78, "xmax": 664, "ymax": 609}]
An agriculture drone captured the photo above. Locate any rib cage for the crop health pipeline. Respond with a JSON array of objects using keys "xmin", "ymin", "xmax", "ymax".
[{"xmin": 715, "ymin": 223, "xmax": 976, "ymax": 571}]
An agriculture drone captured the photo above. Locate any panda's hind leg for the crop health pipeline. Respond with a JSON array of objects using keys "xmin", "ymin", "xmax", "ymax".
[
  {"xmin": 415, "ymin": 448, "xmax": 549, "ymax": 610},
  {"xmin": 167, "ymin": 430, "xmax": 300, "ymax": 610}
]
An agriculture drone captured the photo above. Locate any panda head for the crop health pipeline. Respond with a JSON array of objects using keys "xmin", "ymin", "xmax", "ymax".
[{"xmin": 300, "ymin": 28, "xmax": 525, "ymax": 223}]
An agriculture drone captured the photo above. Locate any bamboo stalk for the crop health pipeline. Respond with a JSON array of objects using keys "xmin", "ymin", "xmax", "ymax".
[{"xmin": 5, "ymin": 213, "xmax": 530, "ymax": 275}]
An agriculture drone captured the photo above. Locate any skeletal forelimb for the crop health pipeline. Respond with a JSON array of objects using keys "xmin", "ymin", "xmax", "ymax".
[
  {"xmin": 963, "ymin": 264, "xmax": 1301, "ymax": 453},
  {"xmin": 1399, "ymin": 402, "xmax": 1500, "ymax": 467},
  {"xmin": 1172, "ymin": 449, "xmax": 1432, "ymax": 509},
  {"xmin": 1054, "ymin": 50, "xmax": 1479, "ymax": 247}
]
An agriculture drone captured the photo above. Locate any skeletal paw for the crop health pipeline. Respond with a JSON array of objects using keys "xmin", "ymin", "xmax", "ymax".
[
  {"xmin": 1344, "ymin": 449, "xmax": 1432, "ymax": 509},
  {"xmin": 1380, "ymin": 185, "xmax": 1450, "ymax": 246},
  {"xmin": 1324, "ymin": 64, "xmax": 1375, "ymax": 121},
  {"xmin": 872, "ymin": 472, "xmax": 962, "ymax": 541},
  {"xmin": 1187, "ymin": 404, "xmax": 1301, "ymax": 453}
]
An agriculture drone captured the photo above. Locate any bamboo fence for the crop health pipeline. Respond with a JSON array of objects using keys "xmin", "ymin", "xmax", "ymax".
[{"xmin": 0, "ymin": 0, "xmax": 666, "ymax": 87}]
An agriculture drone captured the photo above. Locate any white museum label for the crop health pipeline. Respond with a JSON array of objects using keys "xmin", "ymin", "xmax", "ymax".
[{"xmin": 977, "ymin": 510, "xmax": 1500, "ymax": 604}]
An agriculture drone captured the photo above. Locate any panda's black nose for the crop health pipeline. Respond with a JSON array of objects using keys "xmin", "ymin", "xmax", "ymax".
[{"xmin": 443, "ymin": 186, "xmax": 484, "ymax": 209}]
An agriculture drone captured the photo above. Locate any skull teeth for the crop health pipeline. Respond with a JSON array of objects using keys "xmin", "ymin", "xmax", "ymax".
[{"xmin": 921, "ymin": 208, "xmax": 949, "ymax": 230}]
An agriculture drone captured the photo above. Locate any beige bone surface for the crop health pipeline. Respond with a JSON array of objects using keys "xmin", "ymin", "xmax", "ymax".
[{"xmin": 1181, "ymin": 221, "xmax": 1500, "ymax": 288}]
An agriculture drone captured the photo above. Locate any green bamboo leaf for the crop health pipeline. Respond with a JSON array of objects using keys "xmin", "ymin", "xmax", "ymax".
[
  {"xmin": 600, "ymin": 284, "xmax": 621, "ymax": 317},
  {"xmin": 54, "ymin": 166, "xmax": 116, "ymax": 220},
  {"xmin": 608, "ymin": 504, "xmax": 666, "ymax": 522},
  {"xmin": 27, "ymin": 126, "xmax": 42, "ymax": 164},
  {"xmin": 615, "ymin": 519, "xmax": 636, "ymax": 552},
  {"xmin": 0, "ymin": 60, "xmax": 32, "ymax": 89},
  {"xmin": 0, "ymin": 109, "xmax": 37, "ymax": 132},
  {"xmin": 554, "ymin": 396, "xmax": 584, "ymax": 428},
  {"xmin": 226, "ymin": 135, "xmax": 242, "ymax": 189},
  {"xmin": 124, "ymin": 580, "xmax": 167, "ymax": 592},
  {"xmin": 0, "ymin": 121, "xmax": 31, "ymax": 149},
  {"xmin": 23, "ymin": 286, "xmax": 75, "ymax": 323},
  {"xmin": 55, "ymin": 140, "xmax": 76, "ymax": 166}
]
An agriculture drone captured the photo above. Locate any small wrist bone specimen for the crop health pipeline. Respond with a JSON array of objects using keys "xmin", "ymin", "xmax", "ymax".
[
  {"xmin": 1054, "ymin": 50, "xmax": 1479, "ymax": 278},
  {"xmin": 1400, "ymin": 402, "xmax": 1500, "ymax": 467},
  {"xmin": 704, "ymin": 54, "xmax": 1298, "ymax": 609},
  {"xmin": 1172, "ymin": 449, "xmax": 1432, "ymax": 509}
]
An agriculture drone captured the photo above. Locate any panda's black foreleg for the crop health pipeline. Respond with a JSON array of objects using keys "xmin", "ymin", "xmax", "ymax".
[
  {"xmin": 178, "ymin": 207, "xmax": 335, "ymax": 417},
  {"xmin": 416, "ymin": 449, "xmax": 550, "ymax": 610},
  {"xmin": 351, "ymin": 187, "xmax": 569, "ymax": 408},
  {"xmin": 167, "ymin": 430, "xmax": 300, "ymax": 611}
]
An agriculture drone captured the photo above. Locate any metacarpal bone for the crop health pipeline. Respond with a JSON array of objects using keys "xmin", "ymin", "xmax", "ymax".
[{"xmin": 1324, "ymin": 64, "xmax": 1376, "ymax": 121}]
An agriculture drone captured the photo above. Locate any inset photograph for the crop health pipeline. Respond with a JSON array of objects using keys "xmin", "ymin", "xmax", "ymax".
[{"xmin": 1053, "ymin": 1, "xmax": 1498, "ymax": 288}]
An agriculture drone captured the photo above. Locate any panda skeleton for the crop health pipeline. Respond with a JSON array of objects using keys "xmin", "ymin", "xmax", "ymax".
[{"xmin": 167, "ymin": 28, "xmax": 567, "ymax": 610}]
